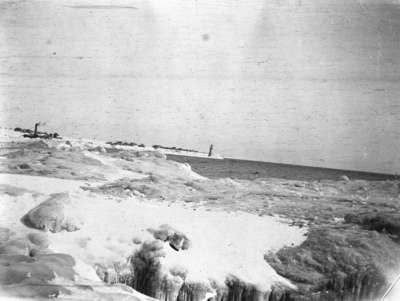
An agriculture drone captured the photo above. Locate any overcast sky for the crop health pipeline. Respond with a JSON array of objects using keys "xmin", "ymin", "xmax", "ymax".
[{"xmin": 0, "ymin": 0, "xmax": 399, "ymax": 173}]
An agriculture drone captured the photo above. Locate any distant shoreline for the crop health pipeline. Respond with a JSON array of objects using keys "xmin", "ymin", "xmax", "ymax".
[
  {"xmin": 167, "ymin": 154, "xmax": 397, "ymax": 181},
  {"xmin": 5, "ymin": 126, "xmax": 397, "ymax": 180}
]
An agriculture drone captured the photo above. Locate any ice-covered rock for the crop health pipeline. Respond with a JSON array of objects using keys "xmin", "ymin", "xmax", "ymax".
[
  {"xmin": 345, "ymin": 211, "xmax": 400, "ymax": 237},
  {"xmin": 0, "ymin": 226, "xmax": 157, "ymax": 301},
  {"xmin": 148, "ymin": 224, "xmax": 191, "ymax": 251},
  {"xmin": 21, "ymin": 192, "xmax": 83, "ymax": 233}
]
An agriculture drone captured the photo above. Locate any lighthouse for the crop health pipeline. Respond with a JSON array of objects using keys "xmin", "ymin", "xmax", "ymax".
[{"xmin": 208, "ymin": 144, "xmax": 213, "ymax": 157}]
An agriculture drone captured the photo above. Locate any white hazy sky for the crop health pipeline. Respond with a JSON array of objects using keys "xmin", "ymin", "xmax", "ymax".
[{"xmin": 0, "ymin": 0, "xmax": 399, "ymax": 173}]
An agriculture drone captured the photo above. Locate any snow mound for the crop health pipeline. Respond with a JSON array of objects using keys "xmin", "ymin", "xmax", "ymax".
[{"xmin": 21, "ymin": 193, "xmax": 83, "ymax": 233}]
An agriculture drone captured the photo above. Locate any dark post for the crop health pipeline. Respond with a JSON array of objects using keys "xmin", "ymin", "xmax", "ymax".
[
  {"xmin": 208, "ymin": 144, "xmax": 213, "ymax": 157},
  {"xmin": 34, "ymin": 123, "xmax": 40, "ymax": 137}
]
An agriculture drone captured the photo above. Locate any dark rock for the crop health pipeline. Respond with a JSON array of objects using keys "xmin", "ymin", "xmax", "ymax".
[
  {"xmin": 14, "ymin": 127, "xmax": 33, "ymax": 134},
  {"xmin": 344, "ymin": 211, "xmax": 400, "ymax": 237},
  {"xmin": 18, "ymin": 163, "xmax": 31, "ymax": 170}
]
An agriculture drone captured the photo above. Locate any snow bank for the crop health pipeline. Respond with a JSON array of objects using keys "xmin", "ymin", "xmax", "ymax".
[{"xmin": 0, "ymin": 174, "xmax": 305, "ymax": 288}]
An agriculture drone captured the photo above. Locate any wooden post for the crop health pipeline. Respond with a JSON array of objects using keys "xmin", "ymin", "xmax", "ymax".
[{"xmin": 208, "ymin": 144, "xmax": 213, "ymax": 157}]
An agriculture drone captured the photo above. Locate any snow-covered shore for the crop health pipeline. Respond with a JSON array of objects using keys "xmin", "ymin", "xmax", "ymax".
[
  {"xmin": 2, "ymin": 128, "xmax": 400, "ymax": 301},
  {"xmin": 0, "ymin": 129, "xmax": 306, "ymax": 300}
]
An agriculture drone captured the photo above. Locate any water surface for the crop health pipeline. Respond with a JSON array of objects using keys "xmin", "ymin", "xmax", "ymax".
[{"xmin": 167, "ymin": 155, "xmax": 396, "ymax": 181}]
